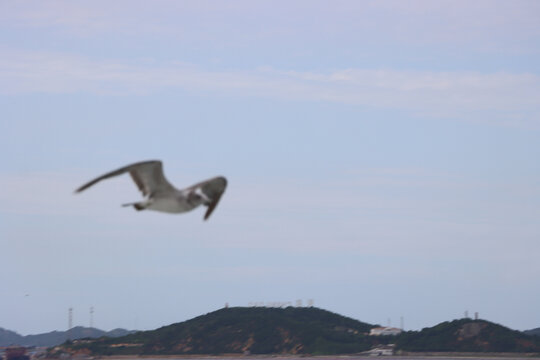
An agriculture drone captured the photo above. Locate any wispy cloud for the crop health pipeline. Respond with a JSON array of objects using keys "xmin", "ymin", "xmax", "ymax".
[
  {"xmin": 2, "ymin": 1, "xmax": 539, "ymax": 53},
  {"xmin": 1, "ymin": 50, "xmax": 539, "ymax": 126}
]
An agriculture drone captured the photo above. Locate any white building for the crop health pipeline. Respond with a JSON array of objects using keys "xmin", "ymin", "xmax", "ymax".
[{"xmin": 369, "ymin": 326, "xmax": 403, "ymax": 336}]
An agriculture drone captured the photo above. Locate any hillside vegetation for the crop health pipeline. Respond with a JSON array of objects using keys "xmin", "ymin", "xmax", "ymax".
[
  {"xmin": 525, "ymin": 327, "xmax": 540, "ymax": 337},
  {"xmin": 54, "ymin": 307, "xmax": 540, "ymax": 356},
  {"xmin": 62, "ymin": 307, "xmax": 376, "ymax": 355},
  {"xmin": 0, "ymin": 327, "xmax": 134, "ymax": 347},
  {"xmin": 396, "ymin": 318, "xmax": 540, "ymax": 353}
]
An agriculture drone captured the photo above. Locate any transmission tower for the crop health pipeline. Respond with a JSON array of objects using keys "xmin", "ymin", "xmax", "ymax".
[
  {"xmin": 68, "ymin": 308, "xmax": 73, "ymax": 330},
  {"xmin": 90, "ymin": 306, "xmax": 94, "ymax": 328}
]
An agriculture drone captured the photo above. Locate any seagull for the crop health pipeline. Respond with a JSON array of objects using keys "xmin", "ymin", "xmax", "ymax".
[{"xmin": 75, "ymin": 160, "xmax": 227, "ymax": 220}]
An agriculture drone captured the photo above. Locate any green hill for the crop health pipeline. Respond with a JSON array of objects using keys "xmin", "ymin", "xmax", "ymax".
[
  {"xmin": 524, "ymin": 327, "xmax": 540, "ymax": 337},
  {"xmin": 395, "ymin": 318, "xmax": 540, "ymax": 353},
  {"xmin": 0, "ymin": 326, "xmax": 134, "ymax": 347},
  {"xmin": 53, "ymin": 309, "xmax": 540, "ymax": 356},
  {"xmin": 61, "ymin": 307, "xmax": 376, "ymax": 355}
]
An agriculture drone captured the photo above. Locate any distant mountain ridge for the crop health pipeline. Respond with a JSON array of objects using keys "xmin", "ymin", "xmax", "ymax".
[
  {"xmin": 5, "ymin": 308, "xmax": 540, "ymax": 355},
  {"xmin": 55, "ymin": 307, "xmax": 540, "ymax": 356},
  {"xmin": 525, "ymin": 327, "xmax": 540, "ymax": 336},
  {"xmin": 0, "ymin": 326, "xmax": 135, "ymax": 347},
  {"xmin": 396, "ymin": 319, "xmax": 540, "ymax": 353}
]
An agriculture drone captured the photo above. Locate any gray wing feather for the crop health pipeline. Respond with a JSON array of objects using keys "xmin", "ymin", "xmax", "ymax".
[
  {"xmin": 75, "ymin": 160, "xmax": 176, "ymax": 195},
  {"xmin": 194, "ymin": 176, "xmax": 227, "ymax": 220}
]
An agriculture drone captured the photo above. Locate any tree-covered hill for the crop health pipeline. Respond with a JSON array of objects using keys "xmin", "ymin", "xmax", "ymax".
[
  {"xmin": 0, "ymin": 327, "xmax": 134, "ymax": 347},
  {"xmin": 52, "ymin": 309, "xmax": 540, "ymax": 356},
  {"xmin": 524, "ymin": 327, "xmax": 540, "ymax": 336},
  {"xmin": 395, "ymin": 318, "xmax": 540, "ymax": 353},
  {"xmin": 60, "ymin": 307, "xmax": 376, "ymax": 355}
]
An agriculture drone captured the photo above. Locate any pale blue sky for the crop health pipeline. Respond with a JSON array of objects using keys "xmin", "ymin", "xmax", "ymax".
[{"xmin": 1, "ymin": 1, "xmax": 539, "ymax": 335}]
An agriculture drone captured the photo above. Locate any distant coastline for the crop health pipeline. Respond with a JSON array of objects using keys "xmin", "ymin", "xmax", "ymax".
[{"xmin": 44, "ymin": 351, "xmax": 540, "ymax": 359}]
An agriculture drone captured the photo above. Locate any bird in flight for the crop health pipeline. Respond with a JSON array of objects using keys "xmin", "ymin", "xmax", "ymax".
[{"xmin": 75, "ymin": 160, "xmax": 227, "ymax": 220}]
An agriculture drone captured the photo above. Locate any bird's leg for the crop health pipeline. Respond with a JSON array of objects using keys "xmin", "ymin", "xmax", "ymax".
[{"xmin": 121, "ymin": 199, "xmax": 150, "ymax": 211}]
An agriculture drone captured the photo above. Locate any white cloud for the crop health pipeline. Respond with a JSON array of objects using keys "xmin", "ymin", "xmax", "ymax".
[
  {"xmin": 1, "ymin": 50, "xmax": 539, "ymax": 126},
  {"xmin": 2, "ymin": 1, "xmax": 539, "ymax": 52}
]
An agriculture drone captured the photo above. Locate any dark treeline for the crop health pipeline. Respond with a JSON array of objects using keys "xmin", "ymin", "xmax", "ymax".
[{"xmin": 51, "ymin": 307, "xmax": 540, "ymax": 356}]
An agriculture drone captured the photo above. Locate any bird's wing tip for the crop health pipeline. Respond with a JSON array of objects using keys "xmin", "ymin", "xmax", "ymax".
[{"xmin": 74, "ymin": 185, "xmax": 86, "ymax": 194}]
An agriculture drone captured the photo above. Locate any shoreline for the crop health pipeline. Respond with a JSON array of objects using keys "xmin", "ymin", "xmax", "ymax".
[{"xmin": 54, "ymin": 353, "xmax": 540, "ymax": 359}]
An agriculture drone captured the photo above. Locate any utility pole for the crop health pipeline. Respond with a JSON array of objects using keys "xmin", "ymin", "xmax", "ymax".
[
  {"xmin": 68, "ymin": 308, "xmax": 73, "ymax": 330},
  {"xmin": 68, "ymin": 307, "xmax": 73, "ymax": 340},
  {"xmin": 90, "ymin": 306, "xmax": 94, "ymax": 328}
]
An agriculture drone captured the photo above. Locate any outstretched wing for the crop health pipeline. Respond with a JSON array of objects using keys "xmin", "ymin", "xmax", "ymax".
[
  {"xmin": 75, "ymin": 160, "xmax": 176, "ymax": 196},
  {"xmin": 189, "ymin": 176, "xmax": 227, "ymax": 220}
]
